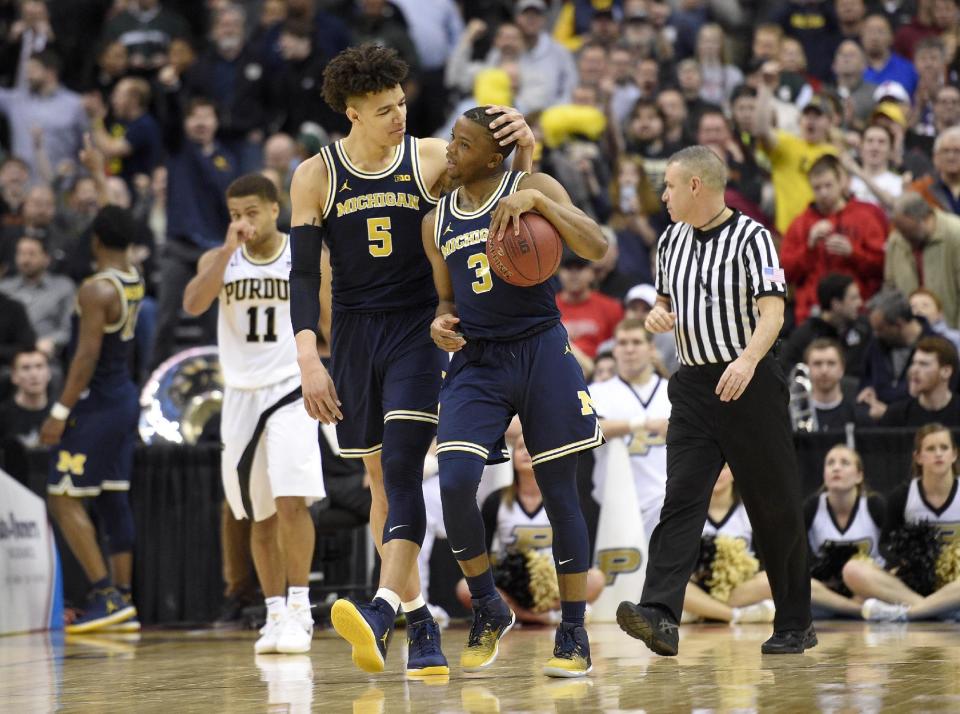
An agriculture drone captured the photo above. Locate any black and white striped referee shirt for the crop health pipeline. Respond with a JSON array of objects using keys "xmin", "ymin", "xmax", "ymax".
[{"xmin": 655, "ymin": 210, "xmax": 786, "ymax": 366}]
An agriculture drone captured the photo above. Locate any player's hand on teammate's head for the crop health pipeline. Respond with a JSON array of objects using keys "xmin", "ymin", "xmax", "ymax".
[
  {"xmin": 431, "ymin": 314, "xmax": 466, "ymax": 352},
  {"xmin": 485, "ymin": 105, "xmax": 534, "ymax": 148},
  {"xmin": 300, "ymin": 360, "xmax": 343, "ymax": 423},
  {"xmin": 644, "ymin": 305, "xmax": 676, "ymax": 334}
]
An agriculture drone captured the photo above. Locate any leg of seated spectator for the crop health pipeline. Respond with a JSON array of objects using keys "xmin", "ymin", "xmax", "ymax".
[
  {"xmin": 586, "ymin": 568, "xmax": 606, "ymax": 603},
  {"xmin": 274, "ymin": 497, "xmax": 314, "ymax": 589},
  {"xmin": 810, "ymin": 578, "xmax": 864, "ymax": 618},
  {"xmin": 250, "ymin": 514, "xmax": 284, "ymax": 598},
  {"xmin": 727, "ymin": 572, "xmax": 772, "ymax": 608},
  {"xmin": 683, "ymin": 581, "xmax": 734, "ymax": 622},
  {"xmin": 456, "ymin": 578, "xmax": 472, "ymax": 610},
  {"xmin": 904, "ymin": 579, "xmax": 960, "ymax": 620},
  {"xmin": 362, "ymin": 452, "xmax": 420, "ymax": 602},
  {"xmin": 47, "ymin": 494, "xmax": 109, "ymax": 584},
  {"xmin": 842, "ymin": 559, "xmax": 923, "ymax": 606},
  {"xmin": 497, "ymin": 589, "xmax": 555, "ymax": 625}
]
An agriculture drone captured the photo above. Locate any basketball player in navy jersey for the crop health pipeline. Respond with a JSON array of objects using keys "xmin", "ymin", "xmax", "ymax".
[
  {"xmin": 287, "ymin": 45, "xmax": 533, "ymax": 675},
  {"xmin": 422, "ymin": 107, "xmax": 607, "ymax": 677},
  {"xmin": 42, "ymin": 206, "xmax": 144, "ymax": 633}
]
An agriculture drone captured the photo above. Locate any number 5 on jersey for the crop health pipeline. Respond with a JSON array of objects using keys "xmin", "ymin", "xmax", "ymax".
[{"xmin": 367, "ymin": 217, "xmax": 393, "ymax": 257}]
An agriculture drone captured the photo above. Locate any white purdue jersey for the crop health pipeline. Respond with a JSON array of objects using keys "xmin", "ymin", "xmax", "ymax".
[
  {"xmin": 702, "ymin": 502, "xmax": 754, "ymax": 553},
  {"xmin": 492, "ymin": 497, "xmax": 553, "ymax": 559},
  {"xmin": 589, "ymin": 374, "xmax": 671, "ymax": 511},
  {"xmin": 808, "ymin": 493, "xmax": 883, "ymax": 562},
  {"xmin": 904, "ymin": 478, "xmax": 960, "ymax": 543},
  {"xmin": 218, "ymin": 236, "xmax": 300, "ymax": 389}
]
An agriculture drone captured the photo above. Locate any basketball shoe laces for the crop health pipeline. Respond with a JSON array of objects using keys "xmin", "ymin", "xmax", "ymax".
[
  {"xmin": 467, "ymin": 610, "xmax": 496, "ymax": 649},
  {"xmin": 410, "ymin": 619, "xmax": 442, "ymax": 657},
  {"xmin": 554, "ymin": 625, "xmax": 581, "ymax": 659}
]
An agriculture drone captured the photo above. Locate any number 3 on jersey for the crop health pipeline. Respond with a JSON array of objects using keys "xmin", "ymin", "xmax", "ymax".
[
  {"xmin": 367, "ymin": 217, "xmax": 393, "ymax": 257},
  {"xmin": 468, "ymin": 253, "xmax": 492, "ymax": 294}
]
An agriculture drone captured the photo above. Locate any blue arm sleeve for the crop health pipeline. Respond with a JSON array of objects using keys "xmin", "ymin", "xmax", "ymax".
[{"xmin": 289, "ymin": 224, "xmax": 324, "ymax": 335}]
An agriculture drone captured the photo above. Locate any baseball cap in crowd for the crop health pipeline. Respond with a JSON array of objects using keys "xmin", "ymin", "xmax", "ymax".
[
  {"xmin": 873, "ymin": 81, "xmax": 911, "ymax": 105},
  {"xmin": 517, "ymin": 0, "xmax": 548, "ymax": 13},
  {"xmin": 561, "ymin": 248, "xmax": 591, "ymax": 268},
  {"xmin": 802, "ymin": 95, "xmax": 833, "ymax": 116},
  {"xmin": 872, "ymin": 100, "xmax": 908, "ymax": 127},
  {"xmin": 625, "ymin": 283, "xmax": 658, "ymax": 308}
]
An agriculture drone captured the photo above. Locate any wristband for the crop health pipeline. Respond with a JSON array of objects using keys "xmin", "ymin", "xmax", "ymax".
[{"xmin": 50, "ymin": 402, "xmax": 70, "ymax": 420}]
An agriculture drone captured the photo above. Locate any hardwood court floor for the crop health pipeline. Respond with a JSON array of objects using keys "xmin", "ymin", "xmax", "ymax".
[{"xmin": 2, "ymin": 621, "xmax": 960, "ymax": 712}]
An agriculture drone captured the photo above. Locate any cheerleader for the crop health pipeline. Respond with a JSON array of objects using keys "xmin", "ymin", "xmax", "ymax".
[
  {"xmin": 682, "ymin": 465, "xmax": 775, "ymax": 624},
  {"xmin": 804, "ymin": 445, "xmax": 885, "ymax": 618},
  {"xmin": 454, "ymin": 433, "xmax": 606, "ymax": 624},
  {"xmin": 844, "ymin": 424, "xmax": 960, "ymax": 621}
]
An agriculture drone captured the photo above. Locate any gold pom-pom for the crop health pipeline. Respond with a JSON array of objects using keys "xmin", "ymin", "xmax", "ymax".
[
  {"xmin": 707, "ymin": 536, "xmax": 759, "ymax": 603},
  {"xmin": 936, "ymin": 540, "xmax": 960, "ymax": 589},
  {"xmin": 525, "ymin": 550, "xmax": 561, "ymax": 613}
]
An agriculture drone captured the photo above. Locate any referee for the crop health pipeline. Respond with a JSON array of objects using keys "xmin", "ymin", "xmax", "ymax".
[{"xmin": 616, "ymin": 146, "xmax": 814, "ymax": 655}]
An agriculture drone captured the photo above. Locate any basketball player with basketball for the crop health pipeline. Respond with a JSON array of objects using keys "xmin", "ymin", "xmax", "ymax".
[
  {"xmin": 183, "ymin": 174, "xmax": 325, "ymax": 655},
  {"xmin": 423, "ymin": 107, "xmax": 607, "ymax": 677},
  {"xmin": 288, "ymin": 45, "xmax": 534, "ymax": 675}
]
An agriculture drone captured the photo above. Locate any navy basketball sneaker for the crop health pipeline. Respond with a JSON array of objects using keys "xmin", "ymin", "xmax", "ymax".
[{"xmin": 405, "ymin": 617, "xmax": 449, "ymax": 676}]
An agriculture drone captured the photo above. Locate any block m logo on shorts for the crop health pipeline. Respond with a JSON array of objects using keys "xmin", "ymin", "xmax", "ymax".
[{"xmin": 57, "ymin": 450, "xmax": 87, "ymax": 476}]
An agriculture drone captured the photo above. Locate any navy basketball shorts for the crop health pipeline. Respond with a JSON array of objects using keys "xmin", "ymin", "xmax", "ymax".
[
  {"xmin": 47, "ymin": 383, "xmax": 139, "ymax": 497},
  {"xmin": 331, "ymin": 305, "xmax": 447, "ymax": 459},
  {"xmin": 437, "ymin": 323, "xmax": 604, "ymax": 465}
]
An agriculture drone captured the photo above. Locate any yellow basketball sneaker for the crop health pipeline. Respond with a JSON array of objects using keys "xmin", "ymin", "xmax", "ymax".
[
  {"xmin": 543, "ymin": 622, "xmax": 592, "ymax": 678},
  {"xmin": 460, "ymin": 597, "xmax": 515, "ymax": 672}
]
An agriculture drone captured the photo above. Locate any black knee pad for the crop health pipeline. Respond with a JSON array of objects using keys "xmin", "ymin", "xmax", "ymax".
[
  {"xmin": 380, "ymin": 420, "xmax": 435, "ymax": 547},
  {"xmin": 94, "ymin": 490, "xmax": 135, "ymax": 555}
]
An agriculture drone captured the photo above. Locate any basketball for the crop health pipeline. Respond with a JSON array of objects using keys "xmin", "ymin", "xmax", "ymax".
[{"xmin": 486, "ymin": 212, "xmax": 563, "ymax": 287}]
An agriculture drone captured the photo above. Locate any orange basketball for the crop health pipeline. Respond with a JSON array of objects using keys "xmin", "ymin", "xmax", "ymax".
[{"xmin": 486, "ymin": 212, "xmax": 563, "ymax": 287}]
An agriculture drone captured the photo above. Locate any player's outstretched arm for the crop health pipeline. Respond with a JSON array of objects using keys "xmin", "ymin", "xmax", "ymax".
[
  {"xmin": 289, "ymin": 158, "xmax": 342, "ymax": 423},
  {"xmin": 40, "ymin": 281, "xmax": 112, "ymax": 445},
  {"xmin": 484, "ymin": 105, "xmax": 535, "ymax": 174},
  {"xmin": 183, "ymin": 220, "xmax": 253, "ymax": 315},
  {"xmin": 422, "ymin": 210, "xmax": 465, "ymax": 352},
  {"xmin": 489, "ymin": 172, "xmax": 606, "ymax": 260}
]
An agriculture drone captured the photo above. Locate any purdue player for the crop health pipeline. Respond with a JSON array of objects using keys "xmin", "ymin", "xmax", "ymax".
[
  {"xmin": 845, "ymin": 424, "xmax": 960, "ymax": 622},
  {"xmin": 288, "ymin": 45, "xmax": 533, "ymax": 675},
  {"xmin": 590, "ymin": 319, "xmax": 670, "ymax": 544},
  {"xmin": 42, "ymin": 206, "xmax": 143, "ymax": 633},
  {"xmin": 424, "ymin": 107, "xmax": 607, "ymax": 678},
  {"xmin": 183, "ymin": 174, "xmax": 324, "ymax": 654}
]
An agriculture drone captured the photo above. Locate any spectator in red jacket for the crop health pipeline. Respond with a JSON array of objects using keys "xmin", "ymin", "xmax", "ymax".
[
  {"xmin": 781, "ymin": 154, "xmax": 887, "ymax": 323},
  {"xmin": 556, "ymin": 250, "xmax": 623, "ymax": 358}
]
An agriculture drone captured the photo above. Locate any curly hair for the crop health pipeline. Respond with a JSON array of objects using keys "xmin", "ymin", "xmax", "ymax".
[{"xmin": 321, "ymin": 44, "xmax": 408, "ymax": 114}]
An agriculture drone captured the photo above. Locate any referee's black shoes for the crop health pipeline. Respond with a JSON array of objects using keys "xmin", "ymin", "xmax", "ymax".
[
  {"xmin": 616, "ymin": 601, "xmax": 679, "ymax": 656},
  {"xmin": 760, "ymin": 624, "xmax": 818, "ymax": 654}
]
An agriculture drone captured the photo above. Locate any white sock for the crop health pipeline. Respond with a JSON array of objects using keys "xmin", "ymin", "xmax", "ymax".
[
  {"xmin": 265, "ymin": 596, "xmax": 286, "ymax": 621},
  {"xmin": 287, "ymin": 586, "xmax": 310, "ymax": 611},
  {"xmin": 375, "ymin": 587, "xmax": 402, "ymax": 613},
  {"xmin": 402, "ymin": 594, "xmax": 426, "ymax": 613}
]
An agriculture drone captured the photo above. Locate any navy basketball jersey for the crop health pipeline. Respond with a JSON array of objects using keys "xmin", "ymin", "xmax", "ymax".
[
  {"xmin": 75, "ymin": 267, "xmax": 144, "ymax": 391},
  {"xmin": 319, "ymin": 135, "xmax": 438, "ymax": 312},
  {"xmin": 434, "ymin": 170, "xmax": 561, "ymax": 340}
]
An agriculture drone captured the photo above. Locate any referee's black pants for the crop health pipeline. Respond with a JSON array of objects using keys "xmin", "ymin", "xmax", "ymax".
[{"xmin": 640, "ymin": 354, "xmax": 812, "ymax": 632}]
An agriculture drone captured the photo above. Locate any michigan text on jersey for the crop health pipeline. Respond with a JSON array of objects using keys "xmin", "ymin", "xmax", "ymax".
[
  {"xmin": 335, "ymin": 192, "xmax": 421, "ymax": 217},
  {"xmin": 441, "ymin": 227, "xmax": 488, "ymax": 259}
]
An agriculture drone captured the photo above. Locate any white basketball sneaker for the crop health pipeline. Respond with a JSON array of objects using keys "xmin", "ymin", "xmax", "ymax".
[
  {"xmin": 276, "ymin": 604, "xmax": 314, "ymax": 654},
  {"xmin": 255, "ymin": 610, "xmax": 286, "ymax": 654},
  {"xmin": 862, "ymin": 598, "xmax": 909, "ymax": 622},
  {"xmin": 732, "ymin": 599, "xmax": 776, "ymax": 624}
]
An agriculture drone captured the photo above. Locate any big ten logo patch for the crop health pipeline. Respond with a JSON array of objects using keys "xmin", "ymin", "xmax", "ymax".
[
  {"xmin": 596, "ymin": 547, "xmax": 643, "ymax": 586},
  {"xmin": 57, "ymin": 450, "xmax": 87, "ymax": 476},
  {"xmin": 394, "ymin": 174, "xmax": 411, "ymax": 182},
  {"xmin": 510, "ymin": 526, "xmax": 552, "ymax": 552}
]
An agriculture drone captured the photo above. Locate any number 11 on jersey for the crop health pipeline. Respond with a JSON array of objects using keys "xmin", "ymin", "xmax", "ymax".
[{"xmin": 246, "ymin": 306, "xmax": 277, "ymax": 343}]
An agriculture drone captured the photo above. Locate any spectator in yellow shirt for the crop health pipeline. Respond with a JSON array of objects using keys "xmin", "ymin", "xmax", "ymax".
[{"xmin": 755, "ymin": 61, "xmax": 837, "ymax": 234}]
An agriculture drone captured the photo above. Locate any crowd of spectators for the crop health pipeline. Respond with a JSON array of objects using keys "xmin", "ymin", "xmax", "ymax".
[{"xmin": 0, "ymin": 0, "xmax": 959, "ymax": 452}]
